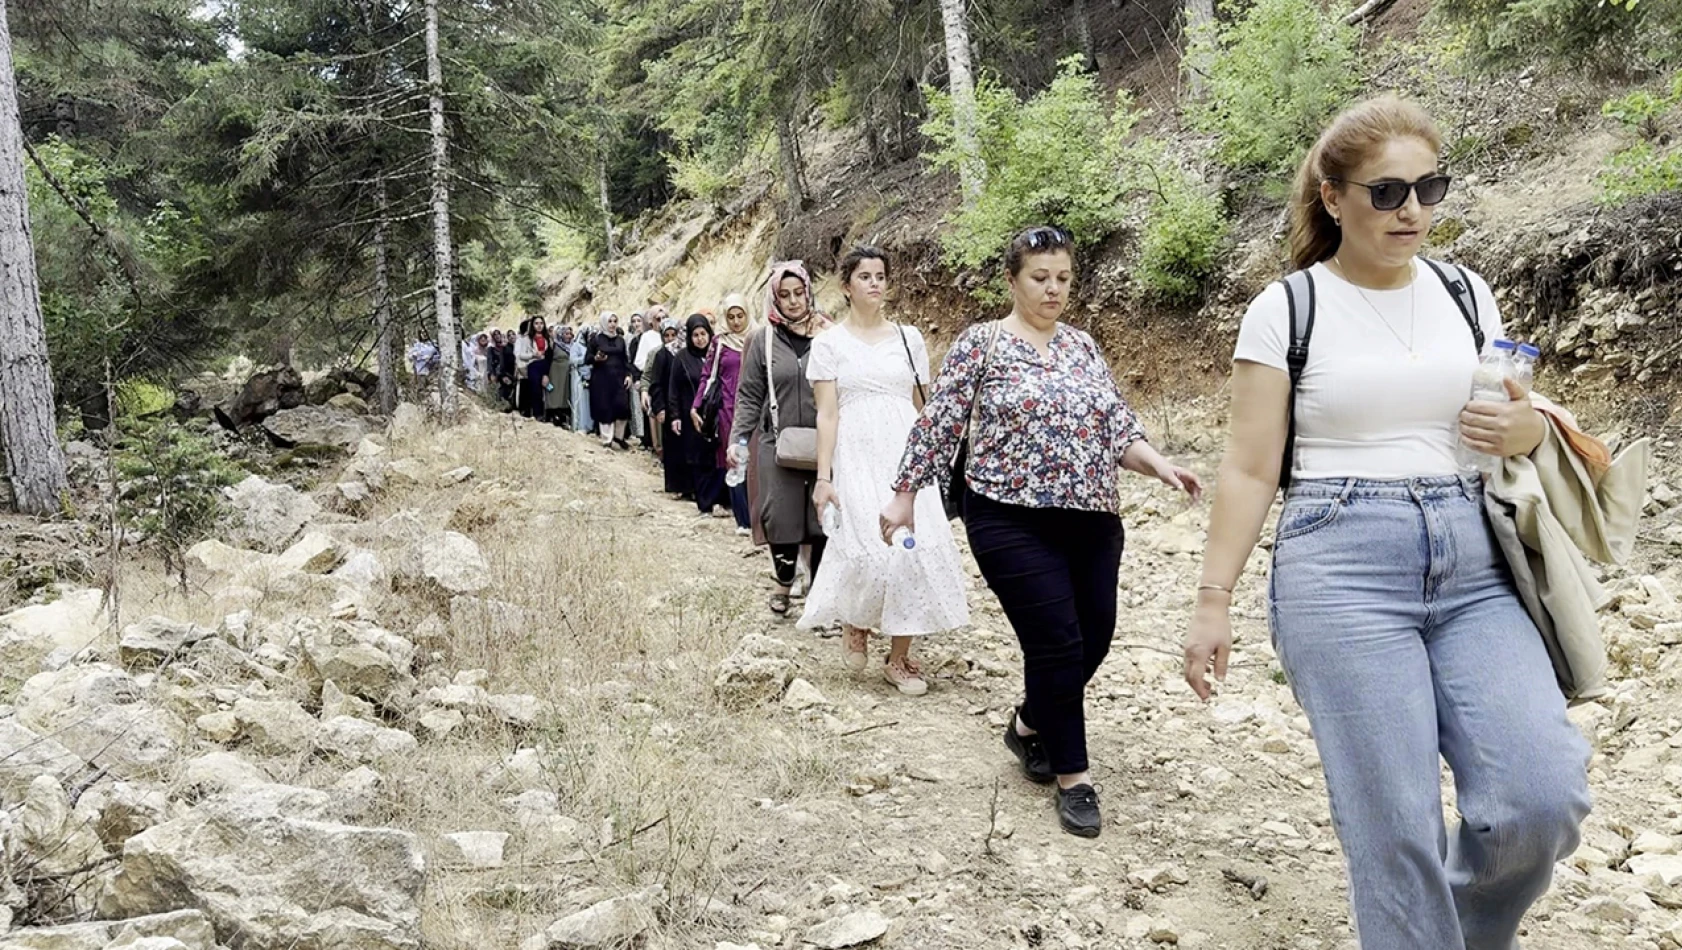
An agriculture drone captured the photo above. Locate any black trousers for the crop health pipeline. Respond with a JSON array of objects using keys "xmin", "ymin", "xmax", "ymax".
[
  {"xmin": 964, "ymin": 489, "xmax": 1125, "ymax": 775},
  {"xmin": 770, "ymin": 538, "xmax": 826, "ymax": 588}
]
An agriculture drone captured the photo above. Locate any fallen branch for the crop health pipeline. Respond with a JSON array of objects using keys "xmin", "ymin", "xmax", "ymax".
[
  {"xmin": 838, "ymin": 720, "xmax": 899, "ymax": 738},
  {"xmin": 1343, "ymin": 0, "xmax": 1398, "ymax": 24}
]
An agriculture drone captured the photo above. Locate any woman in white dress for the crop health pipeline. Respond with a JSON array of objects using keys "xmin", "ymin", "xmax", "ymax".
[{"xmin": 799, "ymin": 246, "xmax": 969, "ymax": 695}]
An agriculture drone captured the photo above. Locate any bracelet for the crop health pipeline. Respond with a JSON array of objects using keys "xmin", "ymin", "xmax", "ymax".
[
  {"xmin": 1198, "ymin": 584, "xmax": 1233, "ymax": 595},
  {"xmin": 815, "ymin": 477, "xmax": 831, "ymax": 484}
]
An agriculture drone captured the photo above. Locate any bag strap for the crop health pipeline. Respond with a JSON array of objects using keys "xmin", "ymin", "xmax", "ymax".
[
  {"xmin": 956, "ymin": 322, "xmax": 1003, "ymax": 463},
  {"xmin": 763, "ymin": 324, "xmax": 779, "ymax": 438},
  {"xmin": 896, "ymin": 325, "xmax": 927, "ymax": 405},
  {"xmin": 1419, "ymin": 257, "xmax": 1485, "ymax": 352},
  {"xmin": 1279, "ymin": 270, "xmax": 1317, "ymax": 493}
]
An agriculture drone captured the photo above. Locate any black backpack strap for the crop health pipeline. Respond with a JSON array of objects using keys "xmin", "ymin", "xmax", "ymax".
[
  {"xmin": 1278, "ymin": 270, "xmax": 1316, "ymax": 493},
  {"xmin": 1420, "ymin": 257, "xmax": 1485, "ymax": 352}
]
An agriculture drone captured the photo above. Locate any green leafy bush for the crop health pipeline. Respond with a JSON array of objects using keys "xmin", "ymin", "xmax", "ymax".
[
  {"xmin": 1598, "ymin": 76, "xmax": 1682, "ymax": 204},
  {"xmin": 115, "ymin": 418, "xmax": 240, "ymax": 590},
  {"xmin": 1430, "ymin": 0, "xmax": 1676, "ymax": 72},
  {"xmin": 1187, "ymin": 0, "xmax": 1362, "ymax": 174},
  {"xmin": 923, "ymin": 57, "xmax": 1143, "ymax": 293},
  {"xmin": 1134, "ymin": 163, "xmax": 1231, "ymax": 303}
]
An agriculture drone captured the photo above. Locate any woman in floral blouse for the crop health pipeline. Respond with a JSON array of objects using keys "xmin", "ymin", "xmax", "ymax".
[{"xmin": 882, "ymin": 225, "xmax": 1202, "ymax": 838}]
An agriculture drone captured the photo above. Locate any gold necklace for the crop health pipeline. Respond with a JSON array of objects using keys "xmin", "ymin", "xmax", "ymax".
[{"xmin": 1334, "ymin": 258, "xmax": 1419, "ymax": 362}]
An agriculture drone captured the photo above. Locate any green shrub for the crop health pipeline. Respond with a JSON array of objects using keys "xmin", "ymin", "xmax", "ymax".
[
  {"xmin": 115, "ymin": 379, "xmax": 175, "ymax": 419},
  {"xmin": 923, "ymin": 57, "xmax": 1143, "ymax": 297},
  {"xmin": 114, "ymin": 418, "xmax": 241, "ymax": 591},
  {"xmin": 1134, "ymin": 167, "xmax": 1230, "ymax": 304},
  {"xmin": 1430, "ymin": 0, "xmax": 1675, "ymax": 72},
  {"xmin": 1598, "ymin": 75, "xmax": 1682, "ymax": 204},
  {"xmin": 1187, "ymin": 0, "xmax": 1362, "ymax": 173}
]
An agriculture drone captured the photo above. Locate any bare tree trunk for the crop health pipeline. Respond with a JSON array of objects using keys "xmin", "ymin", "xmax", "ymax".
[
  {"xmin": 424, "ymin": 0, "xmax": 458, "ymax": 416},
  {"xmin": 1184, "ymin": 0, "xmax": 1216, "ymax": 99},
  {"xmin": 775, "ymin": 113, "xmax": 808, "ymax": 215},
  {"xmin": 598, "ymin": 152, "xmax": 616, "ymax": 259},
  {"xmin": 937, "ymin": 0, "xmax": 983, "ymax": 207},
  {"xmin": 1068, "ymin": 0, "xmax": 1097, "ymax": 72},
  {"xmin": 373, "ymin": 176, "xmax": 397, "ymax": 415},
  {"xmin": 0, "ymin": 1, "xmax": 68, "ymax": 516}
]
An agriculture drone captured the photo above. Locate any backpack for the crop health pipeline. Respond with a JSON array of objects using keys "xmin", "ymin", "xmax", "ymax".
[{"xmin": 1277, "ymin": 258, "xmax": 1485, "ymax": 491}]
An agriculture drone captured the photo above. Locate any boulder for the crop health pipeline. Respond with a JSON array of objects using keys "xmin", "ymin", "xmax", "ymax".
[
  {"xmin": 390, "ymin": 403, "xmax": 426, "ymax": 438},
  {"xmin": 416, "ymin": 708, "xmax": 466, "ymax": 739},
  {"xmin": 488, "ymin": 693, "xmax": 543, "ymax": 727},
  {"xmin": 260, "ymin": 405, "xmax": 372, "ymax": 450},
  {"xmin": 804, "ymin": 910, "xmax": 891, "ymax": 949},
  {"xmin": 216, "ymin": 365, "xmax": 304, "ymax": 429},
  {"xmin": 307, "ymin": 643, "xmax": 404, "ymax": 705},
  {"xmin": 180, "ymin": 751, "xmax": 274, "ymax": 797},
  {"xmin": 305, "ymin": 375, "xmax": 347, "ymax": 406},
  {"xmin": 119, "ymin": 616, "xmax": 213, "ymax": 669},
  {"xmin": 321, "ymin": 679, "xmax": 377, "ymax": 721},
  {"xmin": 0, "ymin": 718, "xmax": 87, "ymax": 802},
  {"xmin": 16, "ymin": 665, "xmax": 187, "ymax": 779},
  {"xmin": 436, "ymin": 831, "xmax": 509, "ymax": 869},
  {"xmin": 100, "ymin": 785, "xmax": 425, "ymax": 950},
  {"xmin": 231, "ymin": 698, "xmax": 320, "ymax": 755},
  {"xmin": 328, "ymin": 393, "xmax": 370, "ymax": 414},
  {"xmin": 0, "ymin": 588, "xmax": 108, "ymax": 674},
  {"xmin": 276, "ymin": 533, "xmax": 346, "ymax": 574},
  {"xmin": 184, "ymin": 540, "xmax": 270, "ymax": 578},
  {"xmin": 713, "ymin": 635, "xmax": 797, "ymax": 708},
  {"xmin": 521, "ymin": 889, "xmax": 662, "ymax": 950},
  {"xmin": 17, "ymin": 775, "xmax": 107, "ymax": 875},
  {"xmin": 316, "ymin": 716, "xmax": 418, "ymax": 764},
  {"xmin": 0, "ymin": 910, "xmax": 216, "ymax": 950},
  {"xmin": 419, "ymin": 533, "xmax": 491, "ymax": 595},
  {"xmin": 332, "ymin": 550, "xmax": 389, "ymax": 593},
  {"xmin": 74, "ymin": 780, "xmax": 170, "ymax": 849},
  {"xmin": 781, "ymin": 678, "xmax": 828, "ymax": 711},
  {"xmin": 222, "ymin": 476, "xmax": 320, "ymax": 553}
]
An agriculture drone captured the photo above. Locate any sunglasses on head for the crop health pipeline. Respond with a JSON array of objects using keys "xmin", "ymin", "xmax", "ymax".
[
  {"xmin": 1022, "ymin": 226, "xmax": 1072, "ymax": 250},
  {"xmin": 1329, "ymin": 174, "xmax": 1452, "ymax": 212}
]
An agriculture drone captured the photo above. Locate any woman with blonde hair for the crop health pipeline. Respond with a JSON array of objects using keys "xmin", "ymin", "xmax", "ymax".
[{"xmin": 1182, "ymin": 96, "xmax": 1589, "ymax": 948}]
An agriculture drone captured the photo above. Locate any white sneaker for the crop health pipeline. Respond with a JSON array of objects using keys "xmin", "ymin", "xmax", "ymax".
[
  {"xmin": 735, "ymin": 526, "xmax": 751, "ymax": 537},
  {"xmin": 790, "ymin": 572, "xmax": 807, "ymax": 599}
]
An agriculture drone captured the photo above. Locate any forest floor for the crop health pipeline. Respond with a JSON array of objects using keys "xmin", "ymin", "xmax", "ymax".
[{"xmin": 345, "ymin": 404, "xmax": 1682, "ymax": 950}]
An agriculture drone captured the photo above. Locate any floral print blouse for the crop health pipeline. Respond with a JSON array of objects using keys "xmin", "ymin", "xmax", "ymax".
[{"xmin": 892, "ymin": 322, "xmax": 1149, "ymax": 515}]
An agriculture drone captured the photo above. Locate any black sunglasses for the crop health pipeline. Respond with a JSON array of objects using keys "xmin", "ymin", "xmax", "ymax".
[
  {"xmin": 1329, "ymin": 174, "xmax": 1452, "ymax": 212},
  {"xmin": 1022, "ymin": 226, "xmax": 1072, "ymax": 250}
]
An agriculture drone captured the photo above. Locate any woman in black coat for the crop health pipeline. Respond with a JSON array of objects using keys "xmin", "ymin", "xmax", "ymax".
[
  {"xmin": 647, "ymin": 319, "xmax": 686, "ymax": 495},
  {"xmin": 585, "ymin": 311, "xmax": 633, "ymax": 448},
  {"xmin": 666, "ymin": 313, "xmax": 725, "ymax": 515}
]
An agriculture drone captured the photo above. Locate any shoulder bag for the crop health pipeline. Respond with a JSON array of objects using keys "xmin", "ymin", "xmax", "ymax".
[
  {"xmin": 920, "ymin": 322, "xmax": 1001, "ymax": 520},
  {"xmin": 697, "ymin": 343, "xmax": 726, "ymax": 442},
  {"xmin": 765, "ymin": 324, "xmax": 819, "ymax": 470}
]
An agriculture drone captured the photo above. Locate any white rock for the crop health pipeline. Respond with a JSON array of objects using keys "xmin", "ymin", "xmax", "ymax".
[
  {"xmin": 488, "ymin": 693, "xmax": 544, "ymax": 726},
  {"xmin": 0, "ymin": 718, "xmax": 85, "ymax": 802},
  {"xmin": 0, "ymin": 588, "xmax": 108, "ymax": 673},
  {"xmin": 17, "ymin": 775, "xmax": 107, "ymax": 875},
  {"xmin": 441, "ymin": 466, "xmax": 474, "ymax": 484},
  {"xmin": 781, "ymin": 678, "xmax": 829, "ymax": 711},
  {"xmin": 231, "ymin": 698, "xmax": 320, "ymax": 754},
  {"xmin": 74, "ymin": 780, "xmax": 171, "ymax": 850},
  {"xmin": 521, "ymin": 888, "xmax": 662, "ymax": 950},
  {"xmin": 418, "ymin": 707, "xmax": 467, "ymax": 739},
  {"xmin": 437, "ymin": 831, "xmax": 509, "ymax": 869},
  {"xmin": 420, "ymin": 532, "xmax": 492, "ymax": 594},
  {"xmin": 804, "ymin": 910, "xmax": 891, "ymax": 949},
  {"xmin": 0, "ymin": 910, "xmax": 215, "ymax": 950},
  {"xmin": 118, "ymin": 616, "xmax": 212, "ymax": 668},
  {"xmin": 321, "ymin": 679, "xmax": 376, "ymax": 721},
  {"xmin": 1633, "ymin": 830, "xmax": 1679, "ymax": 854},
  {"xmin": 181, "ymin": 751, "xmax": 274, "ymax": 796},
  {"xmin": 333, "ymin": 550, "xmax": 389, "ymax": 591},
  {"xmin": 309, "ymin": 642, "xmax": 404, "ymax": 704},
  {"xmin": 222, "ymin": 475, "xmax": 320, "ymax": 552},
  {"xmin": 276, "ymin": 532, "xmax": 346, "ymax": 574},
  {"xmin": 714, "ymin": 635, "xmax": 796, "ymax": 708},
  {"xmin": 1628, "ymin": 853, "xmax": 1682, "ymax": 887},
  {"xmin": 317, "ymin": 715, "xmax": 419, "ymax": 763},
  {"xmin": 16, "ymin": 664, "xmax": 186, "ymax": 779}
]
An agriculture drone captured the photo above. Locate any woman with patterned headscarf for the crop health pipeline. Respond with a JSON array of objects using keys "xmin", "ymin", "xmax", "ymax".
[
  {"xmin": 730, "ymin": 261, "xmax": 834, "ymax": 617},
  {"xmin": 586, "ymin": 311, "xmax": 633, "ymax": 448}
]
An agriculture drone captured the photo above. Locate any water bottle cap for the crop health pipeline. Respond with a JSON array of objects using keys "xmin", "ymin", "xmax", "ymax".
[
  {"xmin": 901, "ymin": 536, "xmax": 916, "ymax": 550},
  {"xmin": 1517, "ymin": 344, "xmax": 1540, "ymax": 359},
  {"xmin": 1493, "ymin": 339, "xmax": 1517, "ymax": 351}
]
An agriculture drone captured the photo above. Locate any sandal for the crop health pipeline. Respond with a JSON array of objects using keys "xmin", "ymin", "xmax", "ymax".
[
  {"xmin": 768, "ymin": 593, "xmax": 790, "ymax": 617},
  {"xmin": 843, "ymin": 626, "xmax": 869, "ymax": 672}
]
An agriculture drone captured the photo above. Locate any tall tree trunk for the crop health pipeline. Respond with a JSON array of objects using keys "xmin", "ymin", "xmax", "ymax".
[
  {"xmin": 1068, "ymin": 0, "xmax": 1097, "ymax": 72},
  {"xmin": 0, "ymin": 1, "xmax": 68, "ymax": 516},
  {"xmin": 373, "ymin": 175, "xmax": 397, "ymax": 415},
  {"xmin": 937, "ymin": 0, "xmax": 983, "ymax": 207},
  {"xmin": 1184, "ymin": 0, "xmax": 1216, "ymax": 99},
  {"xmin": 775, "ymin": 113, "xmax": 808, "ymax": 215},
  {"xmin": 597, "ymin": 151, "xmax": 615, "ymax": 259},
  {"xmin": 424, "ymin": 0, "xmax": 458, "ymax": 416}
]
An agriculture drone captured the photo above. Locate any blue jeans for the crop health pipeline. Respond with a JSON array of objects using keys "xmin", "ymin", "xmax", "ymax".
[{"xmin": 1269, "ymin": 476, "xmax": 1590, "ymax": 950}]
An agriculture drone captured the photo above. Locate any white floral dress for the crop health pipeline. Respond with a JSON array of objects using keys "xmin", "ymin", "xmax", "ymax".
[{"xmin": 797, "ymin": 325, "xmax": 970, "ymax": 636}]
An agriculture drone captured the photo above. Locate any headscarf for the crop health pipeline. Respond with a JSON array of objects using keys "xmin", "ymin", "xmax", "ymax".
[
  {"xmin": 661, "ymin": 316, "xmax": 684, "ymax": 354},
  {"xmin": 558, "ymin": 326, "xmax": 575, "ymax": 345},
  {"xmin": 630, "ymin": 313, "xmax": 645, "ymax": 334},
  {"xmin": 763, "ymin": 260, "xmax": 832, "ymax": 330},
  {"xmin": 718, "ymin": 293, "xmax": 751, "ymax": 353},
  {"xmin": 598, "ymin": 311, "xmax": 620, "ymax": 337},
  {"xmin": 684, "ymin": 313, "xmax": 714, "ymax": 359}
]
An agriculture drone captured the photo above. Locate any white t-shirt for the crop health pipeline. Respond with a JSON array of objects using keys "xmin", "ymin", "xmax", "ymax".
[{"xmin": 1234, "ymin": 262, "xmax": 1503, "ymax": 480}]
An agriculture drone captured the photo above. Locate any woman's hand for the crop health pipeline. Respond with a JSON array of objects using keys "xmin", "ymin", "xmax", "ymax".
[
  {"xmin": 878, "ymin": 491, "xmax": 916, "ymax": 546},
  {"xmin": 1183, "ymin": 592, "xmax": 1233, "ymax": 701},
  {"xmin": 641, "ymin": 393, "xmax": 651, "ymax": 413},
  {"xmin": 813, "ymin": 480, "xmax": 839, "ymax": 517},
  {"xmin": 691, "ymin": 409, "xmax": 704, "ymax": 431},
  {"xmin": 1460, "ymin": 378, "xmax": 1546, "ymax": 458},
  {"xmin": 729, "ymin": 442, "xmax": 750, "ymax": 466},
  {"xmin": 671, "ymin": 419, "xmax": 682, "ymax": 435},
  {"xmin": 623, "ymin": 376, "xmax": 633, "ymax": 390},
  {"xmin": 1154, "ymin": 459, "xmax": 1204, "ymax": 503}
]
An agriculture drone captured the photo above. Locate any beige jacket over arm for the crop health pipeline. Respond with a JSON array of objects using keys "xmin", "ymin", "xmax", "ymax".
[{"xmin": 1485, "ymin": 411, "xmax": 1650, "ymax": 702}]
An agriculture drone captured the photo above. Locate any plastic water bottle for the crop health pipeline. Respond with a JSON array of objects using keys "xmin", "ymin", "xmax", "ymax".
[
  {"xmin": 725, "ymin": 444, "xmax": 747, "ymax": 487},
  {"xmin": 821, "ymin": 502, "xmax": 840, "ymax": 536},
  {"xmin": 889, "ymin": 527, "xmax": 916, "ymax": 550},
  {"xmin": 1457, "ymin": 339, "xmax": 1518, "ymax": 475},
  {"xmin": 1512, "ymin": 343, "xmax": 1539, "ymax": 395}
]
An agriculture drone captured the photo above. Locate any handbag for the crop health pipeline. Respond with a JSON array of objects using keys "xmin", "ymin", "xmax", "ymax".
[
  {"xmin": 697, "ymin": 344, "xmax": 726, "ymax": 441},
  {"xmin": 939, "ymin": 322, "xmax": 1002, "ymax": 520},
  {"xmin": 765, "ymin": 324, "xmax": 819, "ymax": 470}
]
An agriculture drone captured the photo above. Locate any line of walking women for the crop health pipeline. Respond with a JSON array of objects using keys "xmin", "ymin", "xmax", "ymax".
[{"xmin": 752, "ymin": 94, "xmax": 1592, "ymax": 950}]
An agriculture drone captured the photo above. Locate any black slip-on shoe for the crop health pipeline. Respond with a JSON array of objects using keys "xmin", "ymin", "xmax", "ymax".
[
  {"xmin": 1003, "ymin": 710, "xmax": 1055, "ymax": 785},
  {"xmin": 1056, "ymin": 784, "xmax": 1102, "ymax": 838}
]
